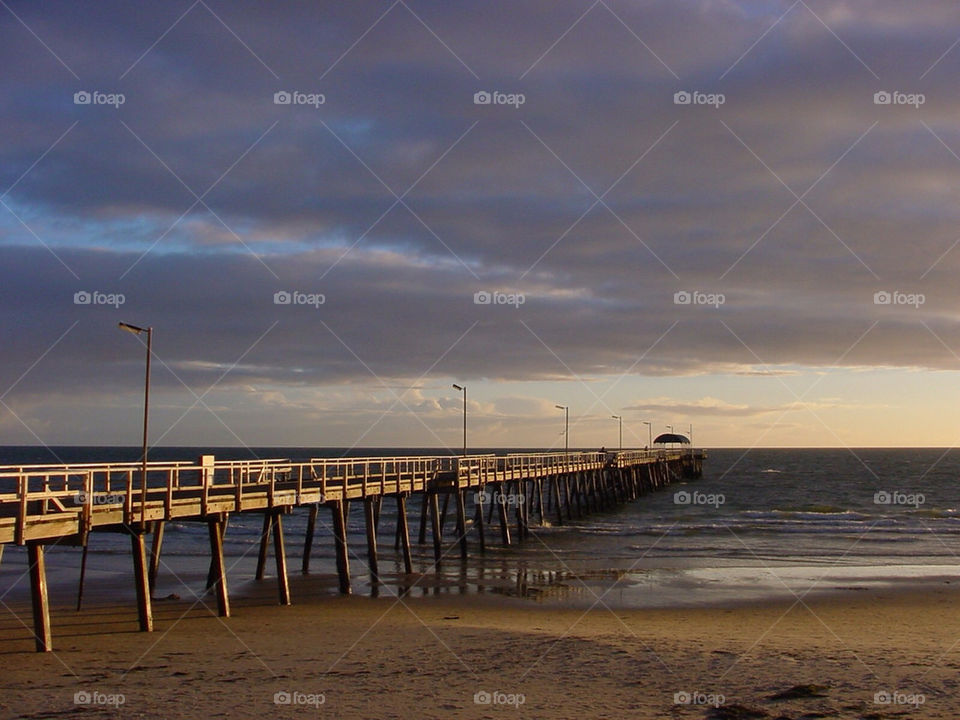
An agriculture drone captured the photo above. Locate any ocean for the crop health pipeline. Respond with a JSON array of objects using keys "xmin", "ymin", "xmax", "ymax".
[{"xmin": 2, "ymin": 447, "xmax": 958, "ymax": 609}]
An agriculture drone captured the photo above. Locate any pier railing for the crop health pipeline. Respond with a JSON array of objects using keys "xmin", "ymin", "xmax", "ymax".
[{"xmin": 0, "ymin": 450, "xmax": 703, "ymax": 546}]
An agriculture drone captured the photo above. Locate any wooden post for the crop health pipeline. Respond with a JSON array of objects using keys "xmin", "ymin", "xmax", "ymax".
[
  {"xmin": 255, "ymin": 512, "xmax": 272, "ymax": 580},
  {"xmin": 364, "ymin": 498, "xmax": 379, "ymax": 586},
  {"xmin": 130, "ymin": 528, "xmax": 153, "ymax": 632},
  {"xmin": 148, "ymin": 520, "xmax": 164, "ymax": 593},
  {"xmin": 455, "ymin": 489, "xmax": 468, "ymax": 560},
  {"xmin": 332, "ymin": 501, "xmax": 352, "ymax": 595},
  {"xmin": 273, "ymin": 512, "xmax": 290, "ymax": 605},
  {"xmin": 302, "ymin": 504, "xmax": 318, "ymax": 574},
  {"xmin": 429, "ymin": 492, "xmax": 443, "ymax": 566},
  {"xmin": 207, "ymin": 516, "xmax": 230, "ymax": 617},
  {"xmin": 28, "ymin": 543, "xmax": 52, "ymax": 652},
  {"xmin": 397, "ymin": 493, "xmax": 413, "ymax": 574}
]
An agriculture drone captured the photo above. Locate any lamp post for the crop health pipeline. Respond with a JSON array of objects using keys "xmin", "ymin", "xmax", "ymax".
[
  {"xmin": 555, "ymin": 405, "xmax": 568, "ymax": 454},
  {"xmin": 611, "ymin": 415, "xmax": 622, "ymax": 452},
  {"xmin": 452, "ymin": 384, "xmax": 466, "ymax": 456},
  {"xmin": 118, "ymin": 322, "xmax": 151, "ymax": 529},
  {"xmin": 642, "ymin": 420, "xmax": 652, "ymax": 449}
]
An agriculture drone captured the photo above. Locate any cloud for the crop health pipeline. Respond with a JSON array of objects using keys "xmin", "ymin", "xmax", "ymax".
[{"xmin": 3, "ymin": 0, "xmax": 960, "ymax": 443}]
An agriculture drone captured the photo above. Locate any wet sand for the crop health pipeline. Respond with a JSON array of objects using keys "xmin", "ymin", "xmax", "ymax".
[{"xmin": 1, "ymin": 574, "xmax": 958, "ymax": 719}]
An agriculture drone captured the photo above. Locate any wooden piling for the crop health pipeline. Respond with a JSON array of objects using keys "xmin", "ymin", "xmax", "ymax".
[
  {"xmin": 28, "ymin": 543, "xmax": 51, "ymax": 652},
  {"xmin": 474, "ymin": 490, "xmax": 486, "ymax": 553},
  {"xmin": 207, "ymin": 516, "xmax": 230, "ymax": 617},
  {"xmin": 273, "ymin": 512, "xmax": 290, "ymax": 605},
  {"xmin": 429, "ymin": 492, "xmax": 442, "ymax": 566},
  {"xmin": 148, "ymin": 520, "xmax": 164, "ymax": 593},
  {"xmin": 498, "ymin": 486, "xmax": 511, "ymax": 545},
  {"xmin": 332, "ymin": 501, "xmax": 352, "ymax": 595},
  {"xmin": 396, "ymin": 493, "xmax": 413, "ymax": 574},
  {"xmin": 364, "ymin": 498, "xmax": 379, "ymax": 586},
  {"xmin": 302, "ymin": 504, "xmax": 318, "ymax": 574},
  {"xmin": 255, "ymin": 512, "xmax": 272, "ymax": 580},
  {"xmin": 455, "ymin": 489, "xmax": 468, "ymax": 560},
  {"xmin": 130, "ymin": 528, "xmax": 153, "ymax": 631}
]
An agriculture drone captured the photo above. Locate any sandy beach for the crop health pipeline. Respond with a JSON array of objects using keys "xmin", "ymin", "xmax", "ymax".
[{"xmin": 1, "ymin": 575, "xmax": 957, "ymax": 719}]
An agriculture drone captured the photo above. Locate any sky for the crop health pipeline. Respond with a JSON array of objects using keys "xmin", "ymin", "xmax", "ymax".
[{"xmin": 2, "ymin": 0, "xmax": 960, "ymax": 450}]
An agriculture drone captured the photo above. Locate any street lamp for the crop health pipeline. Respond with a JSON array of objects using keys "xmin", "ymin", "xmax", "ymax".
[
  {"xmin": 642, "ymin": 420, "xmax": 652, "ymax": 449},
  {"xmin": 118, "ymin": 322, "xmax": 152, "ymax": 529},
  {"xmin": 611, "ymin": 415, "xmax": 622, "ymax": 452},
  {"xmin": 555, "ymin": 405, "xmax": 568, "ymax": 454},
  {"xmin": 452, "ymin": 384, "xmax": 466, "ymax": 456}
]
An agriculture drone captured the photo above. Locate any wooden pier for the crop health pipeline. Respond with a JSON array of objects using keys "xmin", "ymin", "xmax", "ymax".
[{"xmin": 0, "ymin": 449, "xmax": 704, "ymax": 652}]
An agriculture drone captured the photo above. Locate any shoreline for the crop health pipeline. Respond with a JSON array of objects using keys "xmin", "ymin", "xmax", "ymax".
[{"xmin": 1, "ymin": 582, "xmax": 958, "ymax": 718}]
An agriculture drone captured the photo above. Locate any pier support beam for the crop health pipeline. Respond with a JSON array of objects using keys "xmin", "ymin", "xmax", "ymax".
[
  {"xmin": 302, "ymin": 504, "xmax": 318, "ymax": 574},
  {"xmin": 129, "ymin": 528, "xmax": 153, "ymax": 632},
  {"xmin": 332, "ymin": 501, "xmax": 352, "ymax": 595},
  {"xmin": 28, "ymin": 543, "xmax": 52, "ymax": 652},
  {"xmin": 207, "ymin": 516, "xmax": 230, "ymax": 617},
  {"xmin": 148, "ymin": 521, "xmax": 164, "ymax": 593},
  {"xmin": 364, "ymin": 498, "xmax": 379, "ymax": 590},
  {"xmin": 273, "ymin": 513, "xmax": 290, "ymax": 605},
  {"xmin": 396, "ymin": 493, "xmax": 413, "ymax": 574},
  {"xmin": 474, "ymin": 491, "xmax": 486, "ymax": 553},
  {"xmin": 430, "ymin": 492, "xmax": 443, "ymax": 567},
  {"xmin": 497, "ymin": 485, "xmax": 511, "ymax": 545},
  {"xmin": 255, "ymin": 512, "xmax": 272, "ymax": 581},
  {"xmin": 455, "ymin": 489, "xmax": 468, "ymax": 560}
]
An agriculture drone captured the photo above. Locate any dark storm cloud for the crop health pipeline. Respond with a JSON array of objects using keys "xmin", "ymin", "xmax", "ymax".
[{"xmin": 3, "ymin": 0, "xmax": 960, "ymax": 411}]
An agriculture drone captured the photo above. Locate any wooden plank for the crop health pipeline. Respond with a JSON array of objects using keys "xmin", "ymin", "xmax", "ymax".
[{"xmin": 28, "ymin": 543, "xmax": 52, "ymax": 652}]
